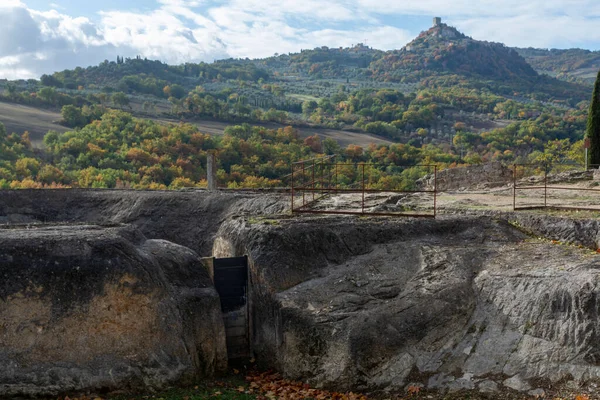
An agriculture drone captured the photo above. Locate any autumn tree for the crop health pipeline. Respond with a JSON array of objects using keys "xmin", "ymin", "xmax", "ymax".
[
  {"xmin": 304, "ymin": 135, "xmax": 322, "ymax": 153},
  {"xmin": 586, "ymin": 69, "xmax": 600, "ymax": 166},
  {"xmin": 345, "ymin": 144, "xmax": 364, "ymax": 161},
  {"xmin": 454, "ymin": 122, "xmax": 466, "ymax": 132}
]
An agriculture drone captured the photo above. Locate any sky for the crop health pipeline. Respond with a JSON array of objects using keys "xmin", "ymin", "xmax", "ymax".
[{"xmin": 1, "ymin": 0, "xmax": 600, "ymax": 80}]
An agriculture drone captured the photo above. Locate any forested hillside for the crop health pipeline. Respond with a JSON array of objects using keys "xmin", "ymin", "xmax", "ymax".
[
  {"xmin": 516, "ymin": 48, "xmax": 600, "ymax": 84},
  {"xmin": 371, "ymin": 24, "xmax": 536, "ymax": 82},
  {"xmin": 0, "ymin": 22, "xmax": 596, "ymax": 190}
]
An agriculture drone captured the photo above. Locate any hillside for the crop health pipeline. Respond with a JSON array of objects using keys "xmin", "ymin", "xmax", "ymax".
[
  {"xmin": 16, "ymin": 22, "xmax": 589, "ymax": 108},
  {"xmin": 40, "ymin": 57, "xmax": 270, "ymax": 93},
  {"xmin": 371, "ymin": 24, "xmax": 537, "ymax": 82},
  {"xmin": 246, "ymin": 43, "xmax": 384, "ymax": 79},
  {"xmin": 0, "ymin": 101, "xmax": 68, "ymax": 141},
  {"xmin": 0, "ymin": 19, "xmax": 595, "ymax": 190},
  {"xmin": 516, "ymin": 47, "xmax": 600, "ymax": 84}
]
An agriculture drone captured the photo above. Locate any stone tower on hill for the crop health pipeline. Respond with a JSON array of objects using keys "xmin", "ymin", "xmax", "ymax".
[{"xmin": 433, "ymin": 17, "xmax": 442, "ymax": 27}]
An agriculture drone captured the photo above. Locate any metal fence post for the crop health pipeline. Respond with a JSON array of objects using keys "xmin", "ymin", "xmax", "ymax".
[
  {"xmin": 290, "ymin": 163, "xmax": 294, "ymax": 214},
  {"xmin": 433, "ymin": 165, "xmax": 438, "ymax": 218},
  {"xmin": 513, "ymin": 164, "xmax": 517, "ymax": 211},
  {"xmin": 544, "ymin": 165, "xmax": 548, "ymax": 208},
  {"xmin": 320, "ymin": 160, "xmax": 324, "ymax": 198},
  {"xmin": 302, "ymin": 161, "xmax": 305, "ymax": 207},
  {"xmin": 361, "ymin": 163, "xmax": 365, "ymax": 214},
  {"xmin": 328, "ymin": 160, "xmax": 332, "ymax": 195},
  {"xmin": 312, "ymin": 160, "xmax": 316, "ymax": 202},
  {"xmin": 335, "ymin": 163, "xmax": 338, "ymax": 194}
]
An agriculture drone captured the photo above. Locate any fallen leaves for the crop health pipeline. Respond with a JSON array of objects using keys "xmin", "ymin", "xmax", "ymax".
[
  {"xmin": 60, "ymin": 397, "xmax": 104, "ymax": 400},
  {"xmin": 246, "ymin": 370, "xmax": 368, "ymax": 400},
  {"xmin": 406, "ymin": 385, "xmax": 421, "ymax": 396}
]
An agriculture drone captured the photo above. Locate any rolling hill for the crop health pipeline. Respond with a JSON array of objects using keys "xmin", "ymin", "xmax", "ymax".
[
  {"xmin": 0, "ymin": 19, "xmax": 596, "ymax": 191},
  {"xmin": 516, "ymin": 47, "xmax": 600, "ymax": 84},
  {"xmin": 371, "ymin": 24, "xmax": 537, "ymax": 82},
  {"xmin": 0, "ymin": 101, "xmax": 69, "ymax": 143},
  {"xmin": 0, "ymin": 19, "xmax": 594, "ymax": 154}
]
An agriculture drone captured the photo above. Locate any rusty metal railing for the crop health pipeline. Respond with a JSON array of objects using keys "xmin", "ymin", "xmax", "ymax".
[
  {"xmin": 512, "ymin": 163, "xmax": 600, "ymax": 212},
  {"xmin": 290, "ymin": 156, "xmax": 438, "ymax": 218}
]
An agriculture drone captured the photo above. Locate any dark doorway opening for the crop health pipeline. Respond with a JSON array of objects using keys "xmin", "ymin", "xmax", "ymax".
[{"xmin": 213, "ymin": 256, "xmax": 250, "ymax": 360}]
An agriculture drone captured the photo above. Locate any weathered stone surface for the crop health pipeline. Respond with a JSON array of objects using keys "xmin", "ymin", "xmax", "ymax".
[
  {"xmin": 528, "ymin": 388, "xmax": 546, "ymax": 397},
  {"xmin": 418, "ymin": 162, "xmax": 513, "ymax": 191},
  {"xmin": 6, "ymin": 189, "xmax": 600, "ymax": 396},
  {"xmin": 0, "ymin": 224, "xmax": 226, "ymax": 397},
  {"xmin": 214, "ymin": 215, "xmax": 600, "ymax": 394},
  {"xmin": 0, "ymin": 189, "xmax": 288, "ymax": 255},
  {"xmin": 504, "ymin": 375, "xmax": 531, "ymax": 392},
  {"xmin": 478, "ymin": 380, "xmax": 499, "ymax": 393}
]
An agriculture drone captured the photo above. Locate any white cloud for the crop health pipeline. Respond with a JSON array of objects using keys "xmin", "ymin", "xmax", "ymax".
[
  {"xmin": 356, "ymin": 0, "xmax": 594, "ymax": 18},
  {"xmin": 225, "ymin": 0, "xmax": 358, "ymax": 22},
  {"xmin": 455, "ymin": 15, "xmax": 600, "ymax": 49},
  {"xmin": 0, "ymin": 0, "xmax": 25, "ymax": 8},
  {"xmin": 0, "ymin": 0, "xmax": 598, "ymax": 79},
  {"xmin": 99, "ymin": 8, "xmax": 228, "ymax": 63}
]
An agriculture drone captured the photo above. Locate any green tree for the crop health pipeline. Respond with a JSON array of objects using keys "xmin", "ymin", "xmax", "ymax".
[
  {"xmin": 322, "ymin": 138, "xmax": 341, "ymax": 155},
  {"xmin": 302, "ymin": 100, "xmax": 318, "ymax": 116},
  {"xmin": 112, "ymin": 92, "xmax": 130, "ymax": 108},
  {"xmin": 61, "ymin": 105, "xmax": 85, "ymax": 128},
  {"xmin": 6, "ymin": 83, "xmax": 17, "ymax": 98},
  {"xmin": 38, "ymin": 87, "xmax": 58, "ymax": 104},
  {"xmin": 587, "ymin": 69, "xmax": 600, "ymax": 166},
  {"xmin": 43, "ymin": 130, "xmax": 60, "ymax": 152},
  {"xmin": 169, "ymin": 84, "xmax": 187, "ymax": 99}
]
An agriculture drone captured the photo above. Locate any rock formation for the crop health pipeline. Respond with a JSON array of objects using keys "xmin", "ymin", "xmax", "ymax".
[
  {"xmin": 0, "ymin": 224, "xmax": 226, "ymax": 397},
  {"xmin": 4, "ymin": 189, "xmax": 600, "ymax": 397},
  {"xmin": 418, "ymin": 161, "xmax": 514, "ymax": 191},
  {"xmin": 215, "ymin": 215, "xmax": 600, "ymax": 395}
]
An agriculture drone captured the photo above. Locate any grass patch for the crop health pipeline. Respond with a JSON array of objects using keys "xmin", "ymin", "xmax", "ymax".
[{"xmin": 247, "ymin": 217, "xmax": 280, "ymax": 225}]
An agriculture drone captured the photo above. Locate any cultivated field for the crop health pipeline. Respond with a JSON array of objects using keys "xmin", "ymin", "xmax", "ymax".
[
  {"xmin": 0, "ymin": 100, "xmax": 393, "ymax": 149},
  {"xmin": 0, "ymin": 101, "xmax": 68, "ymax": 146},
  {"xmin": 167, "ymin": 118, "xmax": 394, "ymax": 148}
]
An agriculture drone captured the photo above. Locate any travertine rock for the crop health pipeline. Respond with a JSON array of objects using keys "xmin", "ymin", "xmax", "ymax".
[
  {"xmin": 215, "ymin": 215, "xmax": 600, "ymax": 394},
  {"xmin": 0, "ymin": 224, "xmax": 226, "ymax": 397}
]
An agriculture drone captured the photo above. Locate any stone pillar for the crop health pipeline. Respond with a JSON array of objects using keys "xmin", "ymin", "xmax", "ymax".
[{"xmin": 207, "ymin": 152, "xmax": 217, "ymax": 191}]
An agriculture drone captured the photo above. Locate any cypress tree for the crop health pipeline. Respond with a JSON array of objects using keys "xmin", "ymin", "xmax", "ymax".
[{"xmin": 587, "ymin": 69, "xmax": 600, "ymax": 166}]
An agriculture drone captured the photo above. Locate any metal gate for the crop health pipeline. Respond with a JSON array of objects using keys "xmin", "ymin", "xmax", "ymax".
[{"xmin": 213, "ymin": 256, "xmax": 250, "ymax": 360}]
